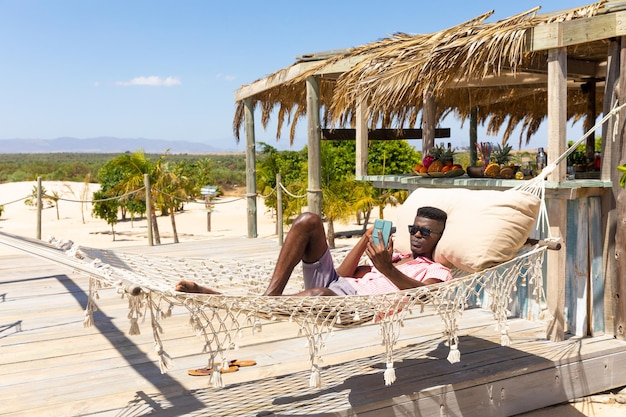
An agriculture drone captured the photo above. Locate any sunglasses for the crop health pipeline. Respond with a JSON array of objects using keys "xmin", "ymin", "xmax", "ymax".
[{"xmin": 408, "ymin": 225, "xmax": 442, "ymax": 238}]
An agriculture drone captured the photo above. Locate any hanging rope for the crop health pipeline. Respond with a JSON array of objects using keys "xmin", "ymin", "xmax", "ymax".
[
  {"xmin": 279, "ymin": 183, "xmax": 307, "ymax": 199},
  {"xmin": 0, "ymin": 195, "xmax": 30, "ymax": 206},
  {"xmin": 43, "ymin": 187, "xmax": 146, "ymax": 204}
]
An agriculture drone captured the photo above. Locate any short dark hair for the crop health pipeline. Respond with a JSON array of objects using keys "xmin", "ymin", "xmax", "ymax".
[{"xmin": 416, "ymin": 206, "xmax": 447, "ymax": 227}]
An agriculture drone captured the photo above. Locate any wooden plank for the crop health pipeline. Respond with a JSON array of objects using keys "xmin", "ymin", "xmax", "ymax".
[
  {"xmin": 321, "ymin": 128, "xmax": 451, "ymax": 141},
  {"xmin": 566, "ymin": 198, "xmax": 589, "ymax": 336},
  {"xmin": 615, "ymin": 36, "xmax": 626, "ymax": 342},
  {"xmin": 589, "ymin": 196, "xmax": 605, "ymax": 335},
  {"xmin": 528, "ymin": 12, "xmax": 626, "ymax": 52},
  {"xmin": 233, "ymin": 60, "xmax": 318, "ymax": 101},
  {"xmin": 352, "ymin": 343, "xmax": 626, "ymax": 417},
  {"xmin": 49, "ymin": 334, "xmax": 624, "ymax": 417},
  {"xmin": 3, "ymin": 240, "xmax": 626, "ymax": 417}
]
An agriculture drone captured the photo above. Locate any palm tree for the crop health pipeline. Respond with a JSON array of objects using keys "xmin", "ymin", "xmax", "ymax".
[
  {"xmin": 49, "ymin": 190, "xmax": 60, "ymax": 220},
  {"xmin": 108, "ymin": 151, "xmax": 161, "ymax": 244},
  {"xmin": 152, "ymin": 160, "xmax": 189, "ymax": 243},
  {"xmin": 374, "ymin": 188, "xmax": 408, "ymax": 220},
  {"xmin": 322, "ymin": 177, "xmax": 357, "ymax": 249},
  {"xmin": 351, "ymin": 181, "xmax": 377, "ymax": 232}
]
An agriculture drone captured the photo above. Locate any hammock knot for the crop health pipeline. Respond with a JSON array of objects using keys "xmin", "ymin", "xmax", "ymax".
[
  {"xmin": 309, "ymin": 364, "xmax": 321, "ymax": 388},
  {"xmin": 129, "ymin": 317, "xmax": 140, "ymax": 335},
  {"xmin": 500, "ymin": 329, "xmax": 512, "ymax": 346},
  {"xmin": 447, "ymin": 344, "xmax": 461, "ymax": 364},
  {"xmin": 82, "ymin": 308, "xmax": 94, "ymax": 328},
  {"xmin": 253, "ymin": 319, "xmax": 263, "ymax": 334},
  {"xmin": 210, "ymin": 366, "xmax": 224, "ymax": 388},
  {"xmin": 66, "ymin": 244, "xmax": 85, "ymax": 259},
  {"xmin": 384, "ymin": 362, "xmax": 396, "ymax": 386}
]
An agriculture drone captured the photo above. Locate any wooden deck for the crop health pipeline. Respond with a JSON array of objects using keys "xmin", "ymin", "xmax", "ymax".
[{"xmin": 2, "ymin": 237, "xmax": 626, "ymax": 416}]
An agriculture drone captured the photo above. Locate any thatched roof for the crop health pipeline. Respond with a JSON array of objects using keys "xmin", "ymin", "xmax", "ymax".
[{"xmin": 233, "ymin": 1, "xmax": 612, "ymax": 147}]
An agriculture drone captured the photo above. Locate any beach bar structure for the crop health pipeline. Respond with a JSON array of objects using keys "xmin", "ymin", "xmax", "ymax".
[
  {"xmin": 234, "ymin": 1, "xmax": 625, "ymax": 339},
  {"xmin": 233, "ymin": 0, "xmax": 626, "ymax": 411}
]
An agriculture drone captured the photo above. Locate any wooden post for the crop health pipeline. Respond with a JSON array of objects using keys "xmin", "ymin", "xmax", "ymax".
[
  {"xmin": 545, "ymin": 47, "xmax": 568, "ymax": 341},
  {"xmin": 36, "ymin": 176, "xmax": 42, "ymax": 240},
  {"xmin": 614, "ymin": 36, "xmax": 626, "ymax": 340},
  {"xmin": 355, "ymin": 99, "xmax": 368, "ymax": 177},
  {"xmin": 584, "ymin": 80, "xmax": 597, "ymax": 162},
  {"xmin": 144, "ymin": 174, "xmax": 153, "ymax": 246},
  {"xmin": 244, "ymin": 97, "xmax": 258, "ymax": 238},
  {"xmin": 306, "ymin": 76, "xmax": 322, "ymax": 216},
  {"xmin": 277, "ymin": 173, "xmax": 283, "ymax": 246},
  {"xmin": 601, "ymin": 38, "xmax": 620, "ymax": 335},
  {"xmin": 422, "ymin": 90, "xmax": 435, "ymax": 155},
  {"xmin": 470, "ymin": 106, "xmax": 478, "ymax": 166}
]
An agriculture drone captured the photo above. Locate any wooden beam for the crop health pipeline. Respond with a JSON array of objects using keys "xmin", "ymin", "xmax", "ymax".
[
  {"xmin": 234, "ymin": 61, "xmax": 318, "ymax": 101},
  {"xmin": 528, "ymin": 11, "xmax": 626, "ymax": 52},
  {"xmin": 355, "ymin": 100, "xmax": 368, "ymax": 177},
  {"xmin": 546, "ymin": 47, "xmax": 568, "ymax": 342},
  {"xmin": 422, "ymin": 92, "xmax": 436, "ymax": 155},
  {"xmin": 234, "ymin": 55, "xmax": 367, "ymax": 101},
  {"xmin": 306, "ymin": 76, "xmax": 322, "ymax": 216},
  {"xmin": 244, "ymin": 97, "xmax": 257, "ymax": 238},
  {"xmin": 321, "ymin": 128, "xmax": 451, "ymax": 141}
]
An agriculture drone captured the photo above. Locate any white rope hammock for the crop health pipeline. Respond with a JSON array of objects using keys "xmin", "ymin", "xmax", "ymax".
[
  {"xmin": 0, "ymin": 229, "xmax": 547, "ymax": 389},
  {"xmin": 1, "ymin": 101, "xmax": 622, "ymax": 389}
]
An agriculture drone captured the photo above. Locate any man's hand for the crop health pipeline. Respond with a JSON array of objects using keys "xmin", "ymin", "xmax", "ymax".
[{"xmin": 365, "ymin": 232, "xmax": 394, "ymax": 274}]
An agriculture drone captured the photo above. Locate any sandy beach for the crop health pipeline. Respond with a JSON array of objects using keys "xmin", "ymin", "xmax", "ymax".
[
  {"xmin": 1, "ymin": 180, "xmax": 625, "ymax": 416},
  {"xmin": 0, "ymin": 180, "xmax": 373, "ymax": 250}
]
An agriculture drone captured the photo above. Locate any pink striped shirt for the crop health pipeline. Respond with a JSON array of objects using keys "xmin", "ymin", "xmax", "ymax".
[{"xmin": 342, "ymin": 255, "xmax": 452, "ymax": 295}]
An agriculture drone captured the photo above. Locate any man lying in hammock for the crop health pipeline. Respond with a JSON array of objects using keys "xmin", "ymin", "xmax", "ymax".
[{"xmin": 175, "ymin": 206, "xmax": 452, "ymax": 296}]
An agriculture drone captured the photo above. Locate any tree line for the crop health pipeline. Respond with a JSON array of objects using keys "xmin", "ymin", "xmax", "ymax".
[{"xmin": 2, "ymin": 142, "xmax": 422, "ymax": 247}]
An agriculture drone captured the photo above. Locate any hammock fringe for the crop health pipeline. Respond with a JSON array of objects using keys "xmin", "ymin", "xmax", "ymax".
[{"xmin": 384, "ymin": 362, "xmax": 396, "ymax": 386}]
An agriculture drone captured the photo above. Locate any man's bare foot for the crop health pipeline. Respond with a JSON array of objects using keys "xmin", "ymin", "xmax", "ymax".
[{"xmin": 175, "ymin": 280, "xmax": 221, "ymax": 295}]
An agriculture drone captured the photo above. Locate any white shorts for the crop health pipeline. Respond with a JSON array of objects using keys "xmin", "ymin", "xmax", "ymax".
[{"xmin": 301, "ymin": 249, "xmax": 357, "ymax": 295}]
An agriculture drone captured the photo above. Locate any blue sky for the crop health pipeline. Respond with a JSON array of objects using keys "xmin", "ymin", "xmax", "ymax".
[{"xmin": 0, "ymin": 1, "xmax": 589, "ymax": 152}]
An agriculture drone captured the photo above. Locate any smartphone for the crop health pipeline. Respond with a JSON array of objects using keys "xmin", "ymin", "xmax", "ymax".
[{"xmin": 372, "ymin": 219, "xmax": 393, "ymax": 248}]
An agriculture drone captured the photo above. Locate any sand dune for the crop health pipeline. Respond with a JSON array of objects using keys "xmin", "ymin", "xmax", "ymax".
[{"xmin": 0, "ymin": 181, "xmax": 374, "ymax": 250}]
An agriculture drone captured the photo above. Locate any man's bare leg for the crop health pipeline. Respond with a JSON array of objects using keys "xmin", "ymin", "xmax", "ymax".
[
  {"xmin": 174, "ymin": 213, "xmax": 328, "ymax": 296},
  {"xmin": 263, "ymin": 212, "xmax": 329, "ymax": 296}
]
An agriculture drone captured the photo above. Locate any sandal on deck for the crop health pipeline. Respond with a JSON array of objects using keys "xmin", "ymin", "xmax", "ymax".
[
  {"xmin": 228, "ymin": 359, "xmax": 256, "ymax": 367},
  {"xmin": 187, "ymin": 365, "xmax": 240, "ymax": 376},
  {"xmin": 187, "ymin": 359, "xmax": 256, "ymax": 376}
]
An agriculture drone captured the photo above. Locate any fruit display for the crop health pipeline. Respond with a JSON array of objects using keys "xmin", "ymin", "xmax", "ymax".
[
  {"xmin": 414, "ymin": 144, "xmax": 465, "ymax": 177},
  {"xmin": 472, "ymin": 142, "xmax": 523, "ymax": 179},
  {"xmin": 483, "ymin": 162, "xmax": 501, "ymax": 178}
]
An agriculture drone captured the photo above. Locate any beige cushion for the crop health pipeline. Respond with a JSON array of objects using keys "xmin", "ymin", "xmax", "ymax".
[{"xmin": 395, "ymin": 188, "xmax": 541, "ymax": 272}]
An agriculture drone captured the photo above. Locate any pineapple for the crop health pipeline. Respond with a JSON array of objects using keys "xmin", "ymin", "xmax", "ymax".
[
  {"xmin": 442, "ymin": 145, "xmax": 455, "ymax": 165},
  {"xmin": 492, "ymin": 143, "xmax": 513, "ymax": 166},
  {"xmin": 484, "ymin": 162, "xmax": 501, "ymax": 178},
  {"xmin": 427, "ymin": 144, "xmax": 454, "ymax": 172}
]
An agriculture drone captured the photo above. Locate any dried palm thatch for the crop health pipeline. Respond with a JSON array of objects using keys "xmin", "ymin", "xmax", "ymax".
[{"xmin": 233, "ymin": 2, "xmax": 607, "ymax": 146}]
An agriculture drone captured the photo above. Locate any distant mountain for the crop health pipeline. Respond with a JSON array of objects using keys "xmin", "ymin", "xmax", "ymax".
[{"xmin": 0, "ymin": 137, "xmax": 238, "ymax": 154}]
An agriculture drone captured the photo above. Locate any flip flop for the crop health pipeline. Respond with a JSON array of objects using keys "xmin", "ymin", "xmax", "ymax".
[
  {"xmin": 187, "ymin": 365, "xmax": 240, "ymax": 376},
  {"xmin": 229, "ymin": 359, "xmax": 256, "ymax": 367}
]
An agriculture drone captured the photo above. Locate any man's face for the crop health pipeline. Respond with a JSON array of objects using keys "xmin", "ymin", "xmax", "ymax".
[{"xmin": 409, "ymin": 216, "xmax": 444, "ymax": 258}]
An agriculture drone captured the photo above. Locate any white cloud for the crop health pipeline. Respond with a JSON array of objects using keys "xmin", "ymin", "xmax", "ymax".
[
  {"xmin": 216, "ymin": 73, "xmax": 236, "ymax": 81},
  {"xmin": 116, "ymin": 76, "xmax": 182, "ymax": 87}
]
